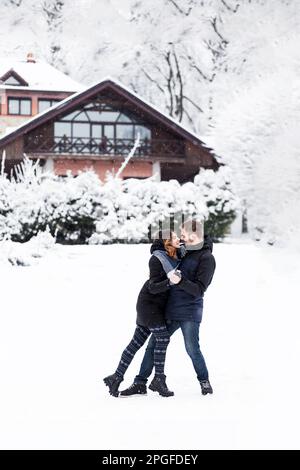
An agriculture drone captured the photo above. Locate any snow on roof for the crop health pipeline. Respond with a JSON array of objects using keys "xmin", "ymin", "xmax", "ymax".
[
  {"xmin": 103, "ymin": 77, "xmax": 212, "ymax": 148},
  {"xmin": 1, "ymin": 82, "xmax": 90, "ymax": 140},
  {"xmin": 0, "ymin": 56, "xmax": 84, "ymax": 92},
  {"xmin": 3, "ymin": 126, "xmax": 18, "ymax": 136},
  {"xmin": 0, "ymin": 76, "xmax": 216, "ymax": 155}
]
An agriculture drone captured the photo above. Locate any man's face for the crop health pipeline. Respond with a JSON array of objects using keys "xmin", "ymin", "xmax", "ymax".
[
  {"xmin": 180, "ymin": 228, "xmax": 191, "ymax": 243},
  {"xmin": 181, "ymin": 228, "xmax": 201, "ymax": 245}
]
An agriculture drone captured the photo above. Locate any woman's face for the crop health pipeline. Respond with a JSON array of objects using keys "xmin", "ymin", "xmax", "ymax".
[{"xmin": 170, "ymin": 232, "xmax": 180, "ymax": 248}]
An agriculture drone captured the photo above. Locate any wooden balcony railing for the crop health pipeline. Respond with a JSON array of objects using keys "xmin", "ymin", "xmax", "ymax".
[{"xmin": 24, "ymin": 136, "xmax": 185, "ymax": 158}]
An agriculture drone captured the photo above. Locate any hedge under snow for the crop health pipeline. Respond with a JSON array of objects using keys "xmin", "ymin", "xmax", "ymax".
[{"xmin": 0, "ymin": 158, "xmax": 238, "ymax": 244}]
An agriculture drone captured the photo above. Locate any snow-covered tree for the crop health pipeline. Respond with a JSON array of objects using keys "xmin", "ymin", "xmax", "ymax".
[
  {"xmin": 205, "ymin": 0, "xmax": 300, "ymax": 245},
  {"xmin": 0, "ymin": 0, "xmax": 298, "ymax": 245}
]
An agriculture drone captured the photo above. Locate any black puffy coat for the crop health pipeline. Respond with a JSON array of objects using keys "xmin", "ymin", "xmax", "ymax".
[
  {"xmin": 136, "ymin": 240, "xmax": 172, "ymax": 328},
  {"xmin": 165, "ymin": 234, "xmax": 216, "ymax": 323}
]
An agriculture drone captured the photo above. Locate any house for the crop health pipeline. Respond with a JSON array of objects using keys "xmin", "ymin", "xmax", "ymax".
[
  {"xmin": 0, "ymin": 71, "xmax": 220, "ymax": 182},
  {"xmin": 0, "ymin": 52, "xmax": 84, "ymax": 137}
]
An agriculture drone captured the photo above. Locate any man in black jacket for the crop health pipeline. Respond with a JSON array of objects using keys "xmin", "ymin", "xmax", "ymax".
[{"xmin": 120, "ymin": 218, "xmax": 216, "ymax": 397}]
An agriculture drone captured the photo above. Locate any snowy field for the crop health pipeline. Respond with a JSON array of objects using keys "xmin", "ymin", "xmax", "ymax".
[{"xmin": 0, "ymin": 238, "xmax": 299, "ymax": 450}]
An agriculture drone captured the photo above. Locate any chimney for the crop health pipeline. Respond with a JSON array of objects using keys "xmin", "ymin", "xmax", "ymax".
[{"xmin": 26, "ymin": 52, "xmax": 36, "ymax": 63}]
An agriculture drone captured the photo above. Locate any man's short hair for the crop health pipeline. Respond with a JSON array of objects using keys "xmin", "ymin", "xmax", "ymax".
[
  {"xmin": 150, "ymin": 228, "xmax": 173, "ymax": 241},
  {"xmin": 181, "ymin": 218, "xmax": 204, "ymax": 239}
]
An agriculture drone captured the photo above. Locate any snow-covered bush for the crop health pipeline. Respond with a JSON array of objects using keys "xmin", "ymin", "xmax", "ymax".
[
  {"xmin": 194, "ymin": 167, "xmax": 238, "ymax": 239},
  {"xmin": 0, "ymin": 228, "xmax": 56, "ymax": 267},
  {"xmin": 90, "ymin": 166, "xmax": 238, "ymax": 244},
  {"xmin": 0, "ymin": 159, "xmax": 104, "ymax": 243},
  {"xmin": 0, "ymin": 174, "xmax": 14, "ymax": 239},
  {"xmin": 47, "ymin": 170, "xmax": 104, "ymax": 243},
  {"xmin": 0, "ymin": 158, "xmax": 238, "ymax": 244},
  {"xmin": 8, "ymin": 158, "xmax": 50, "ymax": 241}
]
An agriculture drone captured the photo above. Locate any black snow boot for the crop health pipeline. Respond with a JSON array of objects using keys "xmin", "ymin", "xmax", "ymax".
[
  {"xmin": 119, "ymin": 382, "xmax": 147, "ymax": 397},
  {"xmin": 103, "ymin": 373, "xmax": 123, "ymax": 397},
  {"xmin": 200, "ymin": 379, "xmax": 213, "ymax": 395},
  {"xmin": 149, "ymin": 374, "xmax": 174, "ymax": 397}
]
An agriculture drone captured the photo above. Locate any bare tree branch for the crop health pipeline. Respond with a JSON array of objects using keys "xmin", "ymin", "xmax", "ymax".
[
  {"xmin": 129, "ymin": 81, "xmax": 138, "ymax": 94},
  {"xmin": 165, "ymin": 51, "xmax": 174, "ymax": 116},
  {"xmin": 183, "ymin": 95, "xmax": 204, "ymax": 113},
  {"xmin": 153, "ymin": 63, "xmax": 168, "ymax": 82},
  {"xmin": 220, "ymin": 0, "xmax": 240, "ymax": 13},
  {"xmin": 168, "ymin": 0, "xmax": 194, "ymax": 16},
  {"xmin": 5, "ymin": 0, "xmax": 23, "ymax": 5},
  {"xmin": 141, "ymin": 69, "xmax": 165, "ymax": 93},
  {"xmin": 182, "ymin": 108, "xmax": 194, "ymax": 127},
  {"xmin": 173, "ymin": 49, "xmax": 184, "ymax": 121},
  {"xmin": 189, "ymin": 61, "xmax": 215, "ymax": 82},
  {"xmin": 203, "ymin": 39, "xmax": 227, "ymax": 59},
  {"xmin": 210, "ymin": 17, "xmax": 228, "ymax": 45}
]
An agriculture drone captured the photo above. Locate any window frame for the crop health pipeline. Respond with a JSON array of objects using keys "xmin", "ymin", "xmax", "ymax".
[
  {"xmin": 38, "ymin": 98, "xmax": 60, "ymax": 114},
  {"xmin": 7, "ymin": 97, "xmax": 32, "ymax": 116},
  {"xmin": 3, "ymin": 76, "xmax": 23, "ymax": 86}
]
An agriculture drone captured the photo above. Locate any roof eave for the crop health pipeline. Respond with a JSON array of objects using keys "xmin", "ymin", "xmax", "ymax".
[{"xmin": 0, "ymin": 78, "xmax": 217, "ymax": 157}]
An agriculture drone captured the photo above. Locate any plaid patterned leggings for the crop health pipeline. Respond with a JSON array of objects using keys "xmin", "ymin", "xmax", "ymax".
[{"xmin": 115, "ymin": 324, "xmax": 170, "ymax": 378}]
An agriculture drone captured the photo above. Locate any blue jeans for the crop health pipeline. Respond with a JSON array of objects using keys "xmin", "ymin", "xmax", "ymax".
[{"xmin": 134, "ymin": 320, "xmax": 209, "ymax": 384}]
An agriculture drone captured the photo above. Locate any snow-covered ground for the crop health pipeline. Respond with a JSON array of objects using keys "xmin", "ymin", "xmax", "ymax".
[{"xmin": 0, "ymin": 239, "xmax": 299, "ymax": 450}]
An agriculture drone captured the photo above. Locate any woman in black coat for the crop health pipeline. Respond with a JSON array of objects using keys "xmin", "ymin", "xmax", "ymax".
[{"xmin": 104, "ymin": 232, "xmax": 182, "ymax": 398}]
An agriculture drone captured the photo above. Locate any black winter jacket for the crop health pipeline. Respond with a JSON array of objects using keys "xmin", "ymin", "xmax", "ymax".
[
  {"xmin": 165, "ymin": 235, "xmax": 216, "ymax": 323},
  {"xmin": 136, "ymin": 240, "xmax": 174, "ymax": 328}
]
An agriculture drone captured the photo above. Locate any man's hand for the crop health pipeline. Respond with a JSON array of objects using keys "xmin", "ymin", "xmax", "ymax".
[
  {"xmin": 167, "ymin": 269, "xmax": 182, "ymax": 285},
  {"xmin": 169, "ymin": 273, "xmax": 181, "ymax": 284}
]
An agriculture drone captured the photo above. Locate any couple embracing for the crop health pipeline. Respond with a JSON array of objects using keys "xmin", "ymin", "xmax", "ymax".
[{"xmin": 104, "ymin": 218, "xmax": 216, "ymax": 398}]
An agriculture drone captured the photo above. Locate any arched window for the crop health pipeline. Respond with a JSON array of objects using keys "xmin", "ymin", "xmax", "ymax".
[{"xmin": 54, "ymin": 103, "xmax": 151, "ymax": 155}]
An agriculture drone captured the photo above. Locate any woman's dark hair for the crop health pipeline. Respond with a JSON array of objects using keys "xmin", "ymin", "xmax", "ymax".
[
  {"xmin": 151, "ymin": 228, "xmax": 177, "ymax": 258},
  {"xmin": 163, "ymin": 238, "xmax": 177, "ymax": 259}
]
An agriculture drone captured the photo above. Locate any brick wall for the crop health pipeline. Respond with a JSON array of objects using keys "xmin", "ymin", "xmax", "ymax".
[
  {"xmin": 0, "ymin": 90, "xmax": 72, "ymax": 137},
  {"xmin": 54, "ymin": 159, "xmax": 153, "ymax": 180}
]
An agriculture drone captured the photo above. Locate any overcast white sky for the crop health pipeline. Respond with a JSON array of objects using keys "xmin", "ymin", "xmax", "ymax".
[{"xmin": 110, "ymin": 0, "xmax": 131, "ymax": 19}]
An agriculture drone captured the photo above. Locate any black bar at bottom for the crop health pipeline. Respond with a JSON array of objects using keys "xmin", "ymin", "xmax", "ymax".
[{"xmin": 0, "ymin": 450, "xmax": 219, "ymax": 466}]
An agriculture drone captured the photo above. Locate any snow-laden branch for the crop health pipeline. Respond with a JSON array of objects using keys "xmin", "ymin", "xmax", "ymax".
[
  {"xmin": 115, "ymin": 136, "xmax": 140, "ymax": 179},
  {"xmin": 1, "ymin": 150, "xmax": 6, "ymax": 176}
]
